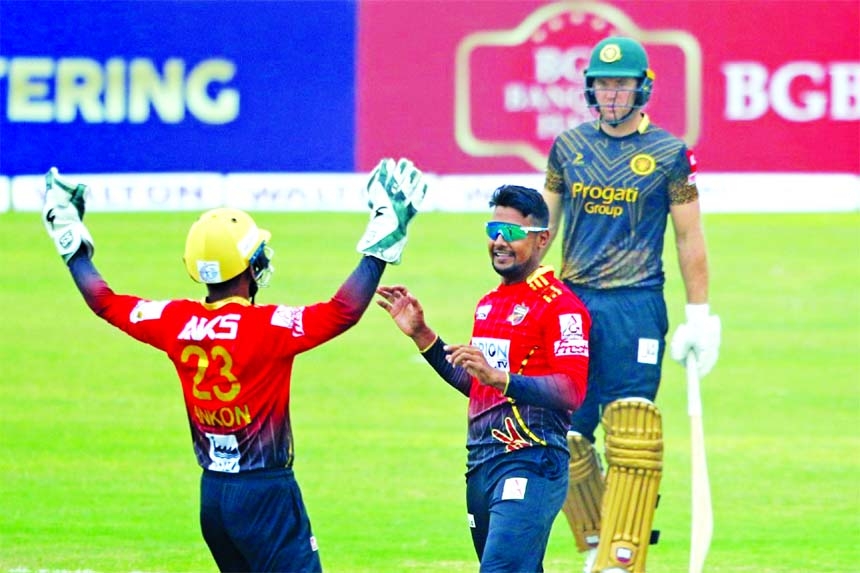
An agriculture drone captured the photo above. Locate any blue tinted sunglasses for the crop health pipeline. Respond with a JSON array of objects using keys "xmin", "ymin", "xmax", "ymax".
[{"xmin": 486, "ymin": 221, "xmax": 549, "ymax": 241}]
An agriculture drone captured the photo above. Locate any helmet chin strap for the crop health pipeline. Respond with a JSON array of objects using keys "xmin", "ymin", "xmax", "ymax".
[{"xmin": 598, "ymin": 105, "xmax": 639, "ymax": 127}]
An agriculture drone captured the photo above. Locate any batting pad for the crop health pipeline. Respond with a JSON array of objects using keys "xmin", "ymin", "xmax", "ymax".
[
  {"xmin": 561, "ymin": 431, "xmax": 605, "ymax": 552},
  {"xmin": 594, "ymin": 399, "xmax": 663, "ymax": 573}
]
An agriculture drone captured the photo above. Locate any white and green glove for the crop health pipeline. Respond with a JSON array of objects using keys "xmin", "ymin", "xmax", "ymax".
[
  {"xmin": 42, "ymin": 167, "xmax": 95, "ymax": 264},
  {"xmin": 356, "ymin": 157, "xmax": 427, "ymax": 264},
  {"xmin": 669, "ymin": 303, "xmax": 721, "ymax": 378}
]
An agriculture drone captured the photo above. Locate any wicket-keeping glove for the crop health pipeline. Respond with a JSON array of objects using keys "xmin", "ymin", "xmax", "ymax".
[
  {"xmin": 356, "ymin": 157, "xmax": 427, "ymax": 264},
  {"xmin": 42, "ymin": 167, "xmax": 95, "ymax": 264},
  {"xmin": 669, "ymin": 303, "xmax": 721, "ymax": 378}
]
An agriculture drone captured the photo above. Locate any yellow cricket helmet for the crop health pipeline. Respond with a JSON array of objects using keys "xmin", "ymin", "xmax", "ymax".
[{"xmin": 183, "ymin": 207, "xmax": 273, "ymax": 286}]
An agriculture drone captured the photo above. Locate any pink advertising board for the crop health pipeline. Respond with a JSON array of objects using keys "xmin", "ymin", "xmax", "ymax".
[{"xmin": 357, "ymin": 0, "xmax": 859, "ymax": 175}]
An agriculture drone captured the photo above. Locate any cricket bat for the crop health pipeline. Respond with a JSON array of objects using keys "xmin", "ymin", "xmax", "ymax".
[{"xmin": 686, "ymin": 353, "xmax": 713, "ymax": 573}]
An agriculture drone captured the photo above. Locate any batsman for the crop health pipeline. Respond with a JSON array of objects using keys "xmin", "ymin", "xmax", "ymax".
[{"xmin": 540, "ymin": 37, "xmax": 721, "ymax": 572}]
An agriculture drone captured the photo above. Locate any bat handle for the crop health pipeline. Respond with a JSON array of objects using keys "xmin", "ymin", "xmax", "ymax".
[{"xmin": 686, "ymin": 353, "xmax": 702, "ymax": 417}]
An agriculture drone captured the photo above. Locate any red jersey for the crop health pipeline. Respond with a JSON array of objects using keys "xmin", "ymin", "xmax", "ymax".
[
  {"xmin": 423, "ymin": 266, "xmax": 590, "ymax": 471},
  {"xmin": 69, "ymin": 255, "xmax": 384, "ymax": 472}
]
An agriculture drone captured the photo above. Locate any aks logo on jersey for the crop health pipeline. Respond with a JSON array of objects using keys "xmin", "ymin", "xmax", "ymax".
[
  {"xmin": 178, "ymin": 314, "xmax": 240, "ymax": 340},
  {"xmin": 454, "ymin": 4, "xmax": 703, "ymax": 170},
  {"xmin": 271, "ymin": 305, "xmax": 305, "ymax": 336},
  {"xmin": 475, "ymin": 303, "xmax": 492, "ymax": 320},
  {"xmin": 129, "ymin": 299, "xmax": 170, "ymax": 323},
  {"xmin": 507, "ymin": 303, "xmax": 529, "ymax": 325}
]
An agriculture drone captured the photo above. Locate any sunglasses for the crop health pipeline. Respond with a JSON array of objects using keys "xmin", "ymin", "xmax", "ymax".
[{"xmin": 485, "ymin": 221, "xmax": 549, "ymax": 242}]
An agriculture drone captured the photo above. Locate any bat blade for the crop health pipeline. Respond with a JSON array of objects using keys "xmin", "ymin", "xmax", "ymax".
[{"xmin": 687, "ymin": 354, "xmax": 713, "ymax": 573}]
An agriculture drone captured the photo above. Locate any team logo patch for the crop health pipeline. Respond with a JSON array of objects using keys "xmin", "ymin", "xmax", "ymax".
[
  {"xmin": 630, "ymin": 153, "xmax": 656, "ymax": 176},
  {"xmin": 197, "ymin": 260, "xmax": 222, "ymax": 283},
  {"xmin": 475, "ymin": 304, "xmax": 492, "ymax": 320},
  {"xmin": 507, "ymin": 304, "xmax": 529, "ymax": 325},
  {"xmin": 599, "ymin": 43, "xmax": 623, "ymax": 63}
]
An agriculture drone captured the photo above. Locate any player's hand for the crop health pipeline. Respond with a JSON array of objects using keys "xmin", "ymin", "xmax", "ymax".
[
  {"xmin": 670, "ymin": 304, "xmax": 721, "ymax": 378},
  {"xmin": 42, "ymin": 167, "xmax": 95, "ymax": 264},
  {"xmin": 356, "ymin": 158, "xmax": 428, "ymax": 264},
  {"xmin": 376, "ymin": 285, "xmax": 429, "ymax": 336},
  {"xmin": 444, "ymin": 344, "xmax": 507, "ymax": 390}
]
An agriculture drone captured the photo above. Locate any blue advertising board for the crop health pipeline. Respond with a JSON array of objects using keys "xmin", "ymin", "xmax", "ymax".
[{"xmin": 0, "ymin": 0, "xmax": 357, "ymax": 175}]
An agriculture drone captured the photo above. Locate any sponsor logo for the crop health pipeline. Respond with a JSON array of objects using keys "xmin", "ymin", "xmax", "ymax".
[
  {"xmin": 178, "ymin": 314, "xmax": 240, "ymax": 341},
  {"xmin": 205, "ymin": 433, "xmax": 240, "ymax": 473},
  {"xmin": 271, "ymin": 305, "xmax": 305, "ymax": 336},
  {"xmin": 472, "ymin": 336, "xmax": 510, "ymax": 370},
  {"xmin": 559, "ymin": 313, "xmax": 584, "ymax": 340},
  {"xmin": 130, "ymin": 299, "xmax": 170, "ymax": 323},
  {"xmin": 637, "ymin": 337, "xmax": 660, "ymax": 365},
  {"xmin": 501, "ymin": 476, "xmax": 528, "ymax": 500},
  {"xmin": 454, "ymin": 3, "xmax": 702, "ymax": 169},
  {"xmin": 555, "ymin": 339, "xmax": 589, "ymax": 357},
  {"xmin": 475, "ymin": 303, "xmax": 492, "ymax": 320},
  {"xmin": 491, "ymin": 417, "xmax": 532, "ymax": 451}
]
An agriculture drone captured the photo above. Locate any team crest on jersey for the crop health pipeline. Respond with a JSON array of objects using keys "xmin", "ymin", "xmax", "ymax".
[
  {"xmin": 630, "ymin": 153, "xmax": 656, "ymax": 176},
  {"xmin": 475, "ymin": 304, "xmax": 492, "ymax": 320},
  {"xmin": 507, "ymin": 304, "xmax": 529, "ymax": 325}
]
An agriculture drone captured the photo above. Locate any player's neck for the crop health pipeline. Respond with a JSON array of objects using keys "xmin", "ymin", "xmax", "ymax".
[{"xmin": 599, "ymin": 112, "xmax": 644, "ymax": 138}]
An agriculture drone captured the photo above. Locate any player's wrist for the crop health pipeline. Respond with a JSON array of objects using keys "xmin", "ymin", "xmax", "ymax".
[
  {"xmin": 415, "ymin": 329, "xmax": 438, "ymax": 353},
  {"xmin": 685, "ymin": 303, "xmax": 710, "ymax": 323}
]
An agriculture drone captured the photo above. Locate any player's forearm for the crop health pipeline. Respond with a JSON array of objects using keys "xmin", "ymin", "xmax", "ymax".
[
  {"xmin": 676, "ymin": 233, "xmax": 709, "ymax": 304},
  {"xmin": 420, "ymin": 337, "xmax": 471, "ymax": 397},
  {"xmin": 506, "ymin": 373, "xmax": 580, "ymax": 411},
  {"xmin": 68, "ymin": 248, "xmax": 114, "ymax": 315},
  {"xmin": 327, "ymin": 256, "xmax": 387, "ymax": 326}
]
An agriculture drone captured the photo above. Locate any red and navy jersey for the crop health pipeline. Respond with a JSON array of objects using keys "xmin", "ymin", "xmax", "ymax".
[
  {"xmin": 68, "ymin": 254, "xmax": 385, "ymax": 473},
  {"xmin": 422, "ymin": 266, "xmax": 590, "ymax": 472},
  {"xmin": 544, "ymin": 114, "xmax": 699, "ymax": 290}
]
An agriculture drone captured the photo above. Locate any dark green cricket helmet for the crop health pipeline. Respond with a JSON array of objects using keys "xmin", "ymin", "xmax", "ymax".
[{"xmin": 584, "ymin": 36, "xmax": 655, "ymax": 109}]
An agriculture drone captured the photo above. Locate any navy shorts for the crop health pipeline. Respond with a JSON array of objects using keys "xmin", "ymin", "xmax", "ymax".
[
  {"xmin": 200, "ymin": 467, "xmax": 321, "ymax": 573},
  {"xmin": 466, "ymin": 447, "xmax": 568, "ymax": 572},
  {"xmin": 566, "ymin": 285, "xmax": 668, "ymax": 443}
]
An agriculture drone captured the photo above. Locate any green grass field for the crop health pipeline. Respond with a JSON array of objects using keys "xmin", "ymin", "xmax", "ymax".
[{"xmin": 1, "ymin": 210, "xmax": 858, "ymax": 573}]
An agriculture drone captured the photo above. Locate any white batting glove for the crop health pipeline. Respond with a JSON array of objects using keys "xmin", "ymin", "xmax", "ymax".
[
  {"xmin": 356, "ymin": 157, "xmax": 427, "ymax": 264},
  {"xmin": 670, "ymin": 303, "xmax": 721, "ymax": 378},
  {"xmin": 42, "ymin": 167, "xmax": 95, "ymax": 264}
]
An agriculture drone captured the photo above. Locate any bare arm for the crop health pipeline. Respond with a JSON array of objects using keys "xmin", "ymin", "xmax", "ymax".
[{"xmin": 670, "ymin": 200, "xmax": 709, "ymax": 304}]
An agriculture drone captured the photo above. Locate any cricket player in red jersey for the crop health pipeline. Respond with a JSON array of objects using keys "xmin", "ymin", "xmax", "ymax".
[
  {"xmin": 376, "ymin": 185, "xmax": 591, "ymax": 572},
  {"xmin": 40, "ymin": 160, "xmax": 426, "ymax": 572}
]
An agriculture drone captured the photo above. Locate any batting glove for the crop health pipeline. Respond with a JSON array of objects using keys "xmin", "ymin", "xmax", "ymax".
[
  {"xmin": 42, "ymin": 167, "xmax": 95, "ymax": 264},
  {"xmin": 356, "ymin": 157, "xmax": 427, "ymax": 264},
  {"xmin": 670, "ymin": 303, "xmax": 721, "ymax": 378}
]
